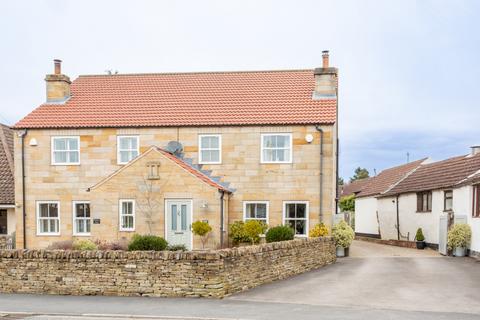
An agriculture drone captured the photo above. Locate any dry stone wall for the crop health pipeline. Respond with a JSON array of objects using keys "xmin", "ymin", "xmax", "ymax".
[{"xmin": 0, "ymin": 237, "xmax": 335, "ymax": 298}]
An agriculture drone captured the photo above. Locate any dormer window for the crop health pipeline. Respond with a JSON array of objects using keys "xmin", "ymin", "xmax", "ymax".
[{"xmin": 117, "ymin": 136, "xmax": 139, "ymax": 165}]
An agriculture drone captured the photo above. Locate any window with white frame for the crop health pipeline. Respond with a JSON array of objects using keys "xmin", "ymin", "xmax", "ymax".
[
  {"xmin": 119, "ymin": 200, "xmax": 135, "ymax": 231},
  {"xmin": 199, "ymin": 134, "xmax": 221, "ymax": 164},
  {"xmin": 37, "ymin": 201, "xmax": 60, "ymax": 235},
  {"xmin": 52, "ymin": 136, "xmax": 80, "ymax": 165},
  {"xmin": 261, "ymin": 133, "xmax": 292, "ymax": 163},
  {"xmin": 117, "ymin": 136, "xmax": 139, "ymax": 164},
  {"xmin": 73, "ymin": 202, "xmax": 91, "ymax": 235},
  {"xmin": 243, "ymin": 201, "xmax": 268, "ymax": 224},
  {"xmin": 283, "ymin": 201, "xmax": 308, "ymax": 236}
]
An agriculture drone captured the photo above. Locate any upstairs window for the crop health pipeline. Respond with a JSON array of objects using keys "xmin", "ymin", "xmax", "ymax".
[
  {"xmin": 37, "ymin": 201, "xmax": 60, "ymax": 235},
  {"xmin": 474, "ymin": 185, "xmax": 480, "ymax": 218},
  {"xmin": 199, "ymin": 134, "xmax": 221, "ymax": 164},
  {"xmin": 417, "ymin": 191, "xmax": 432, "ymax": 212},
  {"xmin": 243, "ymin": 201, "xmax": 268, "ymax": 224},
  {"xmin": 117, "ymin": 136, "xmax": 139, "ymax": 165},
  {"xmin": 261, "ymin": 133, "xmax": 292, "ymax": 163},
  {"xmin": 51, "ymin": 136, "xmax": 80, "ymax": 165},
  {"xmin": 119, "ymin": 199, "xmax": 135, "ymax": 231},
  {"xmin": 444, "ymin": 190, "xmax": 453, "ymax": 211}
]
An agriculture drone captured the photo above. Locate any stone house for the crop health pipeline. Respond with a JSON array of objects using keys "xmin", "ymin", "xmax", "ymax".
[
  {"xmin": 13, "ymin": 52, "xmax": 339, "ymax": 250},
  {"xmin": 0, "ymin": 124, "xmax": 15, "ymax": 240}
]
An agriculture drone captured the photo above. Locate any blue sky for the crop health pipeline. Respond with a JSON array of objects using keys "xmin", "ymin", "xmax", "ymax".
[{"xmin": 0, "ymin": 0, "xmax": 479, "ymax": 179}]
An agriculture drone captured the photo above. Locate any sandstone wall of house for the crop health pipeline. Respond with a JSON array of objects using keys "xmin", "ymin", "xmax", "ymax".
[
  {"xmin": 14, "ymin": 125, "xmax": 336, "ymax": 249},
  {"xmin": 0, "ymin": 237, "xmax": 335, "ymax": 298}
]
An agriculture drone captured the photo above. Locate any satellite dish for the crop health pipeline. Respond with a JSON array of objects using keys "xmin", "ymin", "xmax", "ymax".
[{"xmin": 165, "ymin": 141, "xmax": 183, "ymax": 155}]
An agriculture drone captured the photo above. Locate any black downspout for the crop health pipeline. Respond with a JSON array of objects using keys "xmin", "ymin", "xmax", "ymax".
[
  {"xmin": 396, "ymin": 195, "xmax": 400, "ymax": 241},
  {"xmin": 219, "ymin": 191, "xmax": 225, "ymax": 248},
  {"xmin": 20, "ymin": 130, "xmax": 27, "ymax": 249},
  {"xmin": 315, "ymin": 125, "xmax": 324, "ymax": 223}
]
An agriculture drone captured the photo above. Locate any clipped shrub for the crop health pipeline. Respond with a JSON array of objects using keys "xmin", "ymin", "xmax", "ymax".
[
  {"xmin": 447, "ymin": 223, "xmax": 472, "ymax": 250},
  {"xmin": 73, "ymin": 239, "xmax": 98, "ymax": 251},
  {"xmin": 229, "ymin": 221, "xmax": 250, "ymax": 245},
  {"xmin": 339, "ymin": 195, "xmax": 355, "ymax": 212},
  {"xmin": 309, "ymin": 223, "xmax": 329, "ymax": 237},
  {"xmin": 47, "ymin": 240, "xmax": 74, "ymax": 250},
  {"xmin": 244, "ymin": 220, "xmax": 268, "ymax": 244},
  {"xmin": 95, "ymin": 239, "xmax": 128, "ymax": 251},
  {"xmin": 415, "ymin": 228, "xmax": 425, "ymax": 242},
  {"xmin": 192, "ymin": 220, "xmax": 212, "ymax": 249},
  {"xmin": 265, "ymin": 225, "xmax": 295, "ymax": 243},
  {"xmin": 332, "ymin": 220, "xmax": 355, "ymax": 248},
  {"xmin": 167, "ymin": 244, "xmax": 187, "ymax": 251},
  {"xmin": 127, "ymin": 234, "xmax": 168, "ymax": 251}
]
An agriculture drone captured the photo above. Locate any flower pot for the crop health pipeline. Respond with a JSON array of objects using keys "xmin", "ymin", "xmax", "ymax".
[
  {"xmin": 416, "ymin": 241, "xmax": 426, "ymax": 250},
  {"xmin": 454, "ymin": 247, "xmax": 466, "ymax": 257},
  {"xmin": 344, "ymin": 247, "xmax": 350, "ymax": 257},
  {"xmin": 336, "ymin": 246, "xmax": 345, "ymax": 257}
]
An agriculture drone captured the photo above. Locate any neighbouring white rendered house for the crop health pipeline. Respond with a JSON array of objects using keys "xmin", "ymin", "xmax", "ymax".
[
  {"xmin": 353, "ymin": 147, "xmax": 480, "ymax": 257},
  {"xmin": 353, "ymin": 159, "xmax": 427, "ymax": 238}
]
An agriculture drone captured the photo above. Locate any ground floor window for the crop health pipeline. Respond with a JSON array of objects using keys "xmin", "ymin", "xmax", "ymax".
[
  {"xmin": 283, "ymin": 201, "xmax": 308, "ymax": 236},
  {"xmin": 243, "ymin": 201, "xmax": 268, "ymax": 224},
  {"xmin": 73, "ymin": 202, "xmax": 91, "ymax": 235},
  {"xmin": 37, "ymin": 201, "xmax": 60, "ymax": 235},
  {"xmin": 119, "ymin": 199, "xmax": 135, "ymax": 231}
]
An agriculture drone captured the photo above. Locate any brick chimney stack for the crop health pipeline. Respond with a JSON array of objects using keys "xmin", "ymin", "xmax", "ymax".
[
  {"xmin": 313, "ymin": 50, "xmax": 338, "ymax": 100},
  {"xmin": 45, "ymin": 59, "xmax": 71, "ymax": 103}
]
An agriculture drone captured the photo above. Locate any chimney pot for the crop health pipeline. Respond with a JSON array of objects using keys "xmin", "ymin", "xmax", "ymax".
[
  {"xmin": 322, "ymin": 50, "xmax": 329, "ymax": 68},
  {"xmin": 54, "ymin": 59, "xmax": 62, "ymax": 75}
]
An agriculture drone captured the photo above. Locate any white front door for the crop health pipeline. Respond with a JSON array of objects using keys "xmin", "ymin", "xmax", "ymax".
[{"xmin": 165, "ymin": 200, "xmax": 192, "ymax": 250}]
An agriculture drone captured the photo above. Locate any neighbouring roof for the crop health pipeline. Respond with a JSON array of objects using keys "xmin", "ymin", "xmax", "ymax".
[
  {"xmin": 340, "ymin": 177, "xmax": 373, "ymax": 197},
  {"xmin": 356, "ymin": 158, "xmax": 427, "ymax": 198},
  {"xmin": 0, "ymin": 124, "xmax": 14, "ymax": 205},
  {"xmin": 14, "ymin": 70, "xmax": 337, "ymax": 129},
  {"xmin": 89, "ymin": 146, "xmax": 233, "ymax": 193},
  {"xmin": 382, "ymin": 153, "xmax": 480, "ymax": 196}
]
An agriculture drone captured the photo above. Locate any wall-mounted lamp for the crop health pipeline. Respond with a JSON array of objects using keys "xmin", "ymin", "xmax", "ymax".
[
  {"xmin": 29, "ymin": 138, "xmax": 38, "ymax": 146},
  {"xmin": 305, "ymin": 134, "xmax": 314, "ymax": 143},
  {"xmin": 200, "ymin": 201, "xmax": 209, "ymax": 209}
]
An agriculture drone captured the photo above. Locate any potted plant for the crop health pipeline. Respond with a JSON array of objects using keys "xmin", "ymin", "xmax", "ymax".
[
  {"xmin": 447, "ymin": 223, "xmax": 472, "ymax": 257},
  {"xmin": 192, "ymin": 220, "xmax": 212, "ymax": 249},
  {"xmin": 332, "ymin": 220, "xmax": 355, "ymax": 257},
  {"xmin": 415, "ymin": 228, "xmax": 426, "ymax": 249}
]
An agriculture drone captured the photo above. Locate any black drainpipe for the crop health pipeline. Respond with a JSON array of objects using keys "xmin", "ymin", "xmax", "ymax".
[
  {"xmin": 315, "ymin": 125, "xmax": 324, "ymax": 223},
  {"xmin": 396, "ymin": 195, "xmax": 400, "ymax": 241},
  {"xmin": 219, "ymin": 190, "xmax": 225, "ymax": 248},
  {"xmin": 20, "ymin": 129, "xmax": 27, "ymax": 249}
]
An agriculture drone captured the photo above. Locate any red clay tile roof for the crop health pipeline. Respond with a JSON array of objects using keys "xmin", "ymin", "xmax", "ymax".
[
  {"xmin": 0, "ymin": 124, "xmax": 14, "ymax": 205},
  {"xmin": 382, "ymin": 153, "xmax": 480, "ymax": 196},
  {"xmin": 15, "ymin": 70, "xmax": 336, "ymax": 129},
  {"xmin": 357, "ymin": 158, "xmax": 427, "ymax": 198},
  {"xmin": 340, "ymin": 177, "xmax": 373, "ymax": 197}
]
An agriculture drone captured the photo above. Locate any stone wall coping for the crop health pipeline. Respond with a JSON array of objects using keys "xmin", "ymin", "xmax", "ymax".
[{"xmin": 0, "ymin": 237, "xmax": 333, "ymax": 261}]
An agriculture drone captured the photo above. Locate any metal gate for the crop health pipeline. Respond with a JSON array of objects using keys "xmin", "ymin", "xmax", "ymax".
[{"xmin": 439, "ymin": 215, "xmax": 448, "ymax": 255}]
